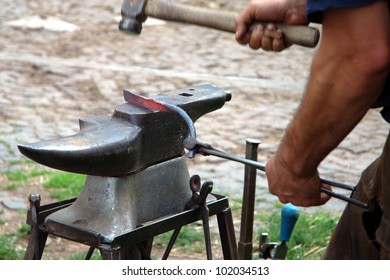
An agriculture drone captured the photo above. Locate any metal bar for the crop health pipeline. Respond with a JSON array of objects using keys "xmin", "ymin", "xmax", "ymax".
[
  {"xmin": 238, "ymin": 139, "xmax": 261, "ymax": 260},
  {"xmin": 197, "ymin": 146, "xmax": 368, "ymax": 209},
  {"xmin": 162, "ymin": 227, "xmax": 182, "ymax": 260},
  {"xmin": 85, "ymin": 247, "xmax": 95, "ymax": 260},
  {"xmin": 201, "ymin": 206, "xmax": 212, "ymax": 260},
  {"xmin": 217, "ymin": 207, "xmax": 239, "ymax": 260},
  {"xmin": 320, "ymin": 187, "xmax": 367, "ymax": 209}
]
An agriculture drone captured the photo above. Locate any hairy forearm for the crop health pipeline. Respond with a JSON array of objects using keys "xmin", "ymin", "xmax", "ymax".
[
  {"xmin": 280, "ymin": 58, "xmax": 386, "ymax": 176},
  {"xmin": 278, "ymin": 3, "xmax": 390, "ymax": 177}
]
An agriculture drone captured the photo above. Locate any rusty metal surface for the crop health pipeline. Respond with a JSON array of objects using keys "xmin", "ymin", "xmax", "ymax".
[
  {"xmin": 17, "ymin": 84, "xmax": 231, "ymax": 176},
  {"xmin": 43, "ymin": 156, "xmax": 191, "ymax": 240}
]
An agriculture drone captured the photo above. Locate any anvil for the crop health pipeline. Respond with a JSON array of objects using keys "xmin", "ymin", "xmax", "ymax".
[
  {"xmin": 18, "ymin": 84, "xmax": 232, "ymax": 240},
  {"xmin": 18, "ymin": 84, "xmax": 231, "ymax": 177}
]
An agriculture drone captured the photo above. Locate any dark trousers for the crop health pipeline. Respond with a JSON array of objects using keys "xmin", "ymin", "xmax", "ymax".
[{"xmin": 324, "ymin": 129, "xmax": 390, "ymax": 259}]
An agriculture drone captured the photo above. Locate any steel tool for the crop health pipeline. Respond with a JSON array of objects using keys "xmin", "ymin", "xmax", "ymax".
[
  {"xmin": 259, "ymin": 203, "xmax": 300, "ymax": 259},
  {"xmin": 119, "ymin": 0, "xmax": 320, "ymax": 48},
  {"xmin": 273, "ymin": 203, "xmax": 300, "ymax": 259},
  {"xmin": 183, "ymin": 136, "xmax": 369, "ymax": 209},
  {"xmin": 163, "ymin": 175, "xmax": 214, "ymax": 260},
  {"xmin": 238, "ymin": 139, "xmax": 261, "ymax": 260}
]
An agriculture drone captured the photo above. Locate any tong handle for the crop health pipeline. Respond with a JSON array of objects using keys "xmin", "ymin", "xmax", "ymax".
[{"xmin": 280, "ymin": 203, "xmax": 300, "ymax": 242}]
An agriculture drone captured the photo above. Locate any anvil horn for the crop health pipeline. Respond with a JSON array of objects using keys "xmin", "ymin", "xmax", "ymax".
[
  {"xmin": 17, "ymin": 84, "xmax": 231, "ymax": 176},
  {"xmin": 18, "ymin": 116, "xmax": 142, "ymax": 176}
]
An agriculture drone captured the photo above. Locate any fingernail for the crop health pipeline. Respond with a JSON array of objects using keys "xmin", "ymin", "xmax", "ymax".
[
  {"xmin": 267, "ymin": 23, "xmax": 275, "ymax": 30},
  {"xmin": 255, "ymin": 24, "xmax": 264, "ymax": 32},
  {"xmin": 276, "ymin": 29, "xmax": 283, "ymax": 40}
]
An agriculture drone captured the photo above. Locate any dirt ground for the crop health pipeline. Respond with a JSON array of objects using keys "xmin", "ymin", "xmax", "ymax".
[{"xmin": 1, "ymin": 0, "xmax": 390, "ymax": 259}]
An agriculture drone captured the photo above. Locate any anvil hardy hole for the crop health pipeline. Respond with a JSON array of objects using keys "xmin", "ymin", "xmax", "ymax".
[{"xmin": 179, "ymin": 92, "xmax": 193, "ymax": 97}]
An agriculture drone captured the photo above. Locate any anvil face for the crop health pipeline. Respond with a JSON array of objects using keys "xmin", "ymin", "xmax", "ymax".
[{"xmin": 18, "ymin": 84, "xmax": 231, "ymax": 176}]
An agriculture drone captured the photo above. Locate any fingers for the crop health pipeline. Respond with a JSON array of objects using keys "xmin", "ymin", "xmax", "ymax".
[
  {"xmin": 248, "ymin": 24, "xmax": 264, "ymax": 49},
  {"xmin": 271, "ymin": 29, "xmax": 285, "ymax": 52},
  {"xmin": 319, "ymin": 183, "xmax": 333, "ymax": 204},
  {"xmin": 275, "ymin": 192, "xmax": 330, "ymax": 207},
  {"xmin": 243, "ymin": 23, "xmax": 288, "ymax": 52},
  {"xmin": 235, "ymin": 1, "xmax": 258, "ymax": 44},
  {"xmin": 266, "ymin": 156, "xmax": 332, "ymax": 207},
  {"xmin": 273, "ymin": 185, "xmax": 332, "ymax": 207}
]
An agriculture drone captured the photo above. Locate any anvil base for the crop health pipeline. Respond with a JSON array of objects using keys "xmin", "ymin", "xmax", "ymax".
[{"xmin": 43, "ymin": 156, "xmax": 191, "ymax": 240}]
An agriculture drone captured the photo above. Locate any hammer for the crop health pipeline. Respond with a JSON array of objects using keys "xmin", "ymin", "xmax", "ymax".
[{"xmin": 119, "ymin": 0, "xmax": 320, "ymax": 48}]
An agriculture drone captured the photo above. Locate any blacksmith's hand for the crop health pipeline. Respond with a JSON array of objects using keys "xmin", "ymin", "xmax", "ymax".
[
  {"xmin": 266, "ymin": 153, "xmax": 332, "ymax": 207},
  {"xmin": 235, "ymin": 0, "xmax": 309, "ymax": 52}
]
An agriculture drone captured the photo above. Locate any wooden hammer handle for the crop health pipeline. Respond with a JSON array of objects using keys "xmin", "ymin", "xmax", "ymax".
[{"xmin": 145, "ymin": 0, "xmax": 320, "ymax": 48}]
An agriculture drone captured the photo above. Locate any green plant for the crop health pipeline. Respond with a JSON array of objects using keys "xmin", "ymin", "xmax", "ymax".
[
  {"xmin": 69, "ymin": 250, "xmax": 102, "ymax": 260},
  {"xmin": 0, "ymin": 223, "xmax": 30, "ymax": 260},
  {"xmin": 153, "ymin": 223, "xmax": 206, "ymax": 255},
  {"xmin": 256, "ymin": 204, "xmax": 339, "ymax": 260},
  {"xmin": 0, "ymin": 234, "xmax": 24, "ymax": 260},
  {"xmin": 2, "ymin": 168, "xmax": 52, "ymax": 190},
  {"xmin": 43, "ymin": 172, "xmax": 86, "ymax": 200}
]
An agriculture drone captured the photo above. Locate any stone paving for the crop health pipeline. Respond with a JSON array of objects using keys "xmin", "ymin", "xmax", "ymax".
[{"xmin": 1, "ymin": 0, "xmax": 390, "ymax": 237}]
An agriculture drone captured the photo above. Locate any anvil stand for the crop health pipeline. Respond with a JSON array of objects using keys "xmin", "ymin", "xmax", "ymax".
[
  {"xmin": 24, "ymin": 194, "xmax": 237, "ymax": 260},
  {"xmin": 24, "ymin": 169, "xmax": 238, "ymax": 260}
]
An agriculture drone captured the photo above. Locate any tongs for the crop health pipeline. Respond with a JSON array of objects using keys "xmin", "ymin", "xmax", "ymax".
[{"xmin": 183, "ymin": 136, "xmax": 368, "ymax": 209}]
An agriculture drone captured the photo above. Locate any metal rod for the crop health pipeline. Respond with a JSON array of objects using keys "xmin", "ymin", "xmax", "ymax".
[
  {"xmin": 197, "ymin": 146, "xmax": 368, "ymax": 209},
  {"xmin": 201, "ymin": 208, "xmax": 213, "ymax": 260},
  {"xmin": 162, "ymin": 227, "xmax": 182, "ymax": 260},
  {"xmin": 158, "ymin": 101, "xmax": 197, "ymax": 158},
  {"xmin": 238, "ymin": 139, "xmax": 261, "ymax": 260},
  {"xmin": 320, "ymin": 187, "xmax": 368, "ymax": 209},
  {"xmin": 85, "ymin": 247, "xmax": 95, "ymax": 260}
]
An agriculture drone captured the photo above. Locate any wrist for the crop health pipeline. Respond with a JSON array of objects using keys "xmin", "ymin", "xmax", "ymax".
[
  {"xmin": 276, "ymin": 124, "xmax": 319, "ymax": 178},
  {"xmin": 284, "ymin": 0, "xmax": 308, "ymax": 24}
]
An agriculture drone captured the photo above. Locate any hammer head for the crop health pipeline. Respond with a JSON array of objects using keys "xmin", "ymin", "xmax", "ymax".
[{"xmin": 119, "ymin": 0, "xmax": 148, "ymax": 34}]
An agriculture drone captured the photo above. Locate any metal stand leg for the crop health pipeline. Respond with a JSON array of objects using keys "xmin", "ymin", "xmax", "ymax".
[
  {"xmin": 24, "ymin": 228, "xmax": 48, "ymax": 260},
  {"xmin": 99, "ymin": 245, "xmax": 144, "ymax": 260},
  {"xmin": 217, "ymin": 207, "xmax": 238, "ymax": 260},
  {"xmin": 24, "ymin": 194, "xmax": 48, "ymax": 260},
  {"xmin": 238, "ymin": 139, "xmax": 260, "ymax": 260}
]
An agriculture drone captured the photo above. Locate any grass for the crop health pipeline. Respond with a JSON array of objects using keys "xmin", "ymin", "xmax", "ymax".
[
  {"xmin": 0, "ymin": 166, "xmax": 86, "ymax": 259},
  {"xmin": 255, "ymin": 203, "xmax": 339, "ymax": 260},
  {"xmin": 0, "ymin": 223, "xmax": 30, "ymax": 260},
  {"xmin": 0, "ymin": 234, "xmax": 25, "ymax": 260},
  {"xmin": 2, "ymin": 165, "xmax": 86, "ymax": 199},
  {"xmin": 3, "ymin": 169, "xmax": 52, "ymax": 190},
  {"xmin": 153, "ymin": 224, "xmax": 206, "ymax": 253},
  {"xmin": 42, "ymin": 172, "xmax": 86, "ymax": 200}
]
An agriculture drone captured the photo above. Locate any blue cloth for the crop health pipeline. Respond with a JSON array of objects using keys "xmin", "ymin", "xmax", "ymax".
[
  {"xmin": 306, "ymin": 0, "xmax": 390, "ymax": 122},
  {"xmin": 306, "ymin": 0, "xmax": 379, "ymax": 23}
]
